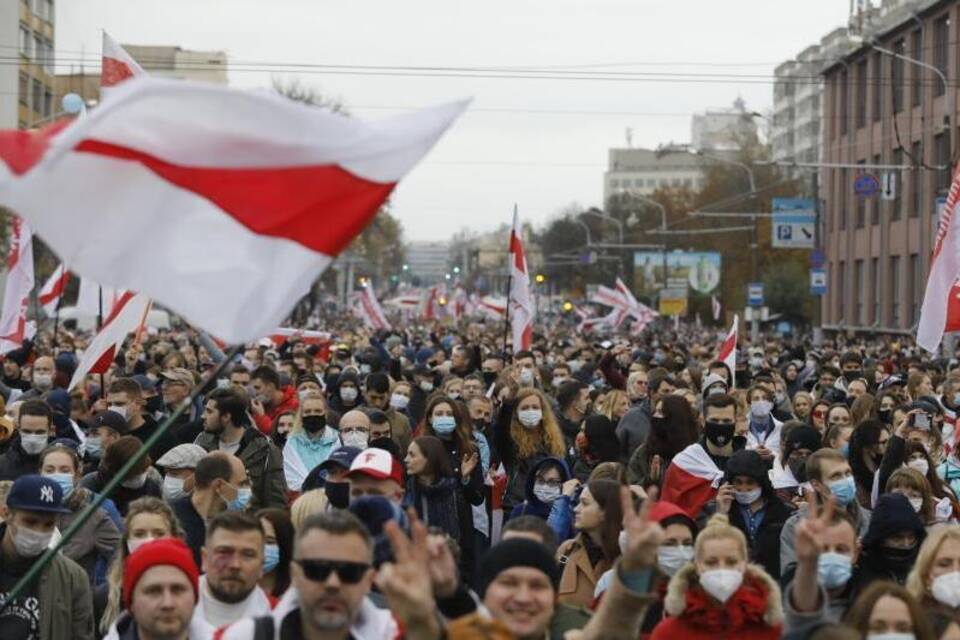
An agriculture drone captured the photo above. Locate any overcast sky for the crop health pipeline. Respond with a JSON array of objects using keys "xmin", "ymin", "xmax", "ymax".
[{"xmin": 56, "ymin": 1, "xmax": 851, "ymax": 242}]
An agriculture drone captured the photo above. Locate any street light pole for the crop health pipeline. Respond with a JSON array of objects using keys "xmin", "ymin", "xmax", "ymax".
[{"xmin": 623, "ymin": 191, "xmax": 669, "ymax": 303}]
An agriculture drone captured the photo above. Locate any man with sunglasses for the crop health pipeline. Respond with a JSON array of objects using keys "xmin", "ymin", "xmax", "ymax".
[{"xmin": 218, "ymin": 510, "xmax": 399, "ymax": 639}]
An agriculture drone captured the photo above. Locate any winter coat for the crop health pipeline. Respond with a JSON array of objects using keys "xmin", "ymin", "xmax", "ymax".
[
  {"xmin": 57, "ymin": 486, "xmax": 121, "ymax": 585},
  {"xmin": 404, "ymin": 475, "xmax": 462, "ymax": 539},
  {"xmin": 326, "ymin": 371, "xmax": 364, "ymax": 415},
  {"xmin": 195, "ymin": 426, "xmax": 288, "ymax": 509},
  {"xmin": 0, "ymin": 436, "xmax": 41, "ymax": 481},
  {"xmin": 616, "ymin": 399, "xmax": 652, "ymax": 459},
  {"xmin": 556, "ymin": 534, "xmax": 613, "ymax": 609},
  {"xmin": 252, "ymin": 386, "xmax": 299, "ymax": 435},
  {"xmin": 650, "ymin": 563, "xmax": 783, "ymax": 640},
  {"xmin": 509, "ymin": 456, "xmax": 572, "ymax": 521},
  {"xmin": 779, "ymin": 499, "xmax": 871, "ymax": 578},
  {"xmin": 385, "ymin": 407, "xmax": 412, "ymax": 455},
  {"xmin": 0, "ymin": 522, "xmax": 95, "ymax": 640},
  {"xmin": 727, "ymin": 496, "xmax": 795, "ymax": 579}
]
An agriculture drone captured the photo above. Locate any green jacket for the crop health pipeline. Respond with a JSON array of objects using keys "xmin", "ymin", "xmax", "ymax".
[{"xmin": 195, "ymin": 427, "xmax": 288, "ymax": 509}]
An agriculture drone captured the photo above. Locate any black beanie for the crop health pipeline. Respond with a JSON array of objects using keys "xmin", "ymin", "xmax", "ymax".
[
  {"xmin": 725, "ymin": 450, "xmax": 771, "ymax": 490},
  {"xmin": 477, "ymin": 538, "xmax": 560, "ymax": 598},
  {"xmin": 783, "ymin": 425, "xmax": 822, "ymax": 459}
]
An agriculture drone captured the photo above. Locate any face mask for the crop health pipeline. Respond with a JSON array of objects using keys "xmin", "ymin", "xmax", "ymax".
[
  {"xmin": 657, "ymin": 545, "xmax": 694, "ymax": 577},
  {"xmin": 774, "ymin": 392, "xmax": 786, "ymax": 405},
  {"xmin": 734, "ymin": 487, "xmax": 762, "ymax": 505},
  {"xmin": 749, "ymin": 357, "xmax": 764, "ymax": 369},
  {"xmin": 227, "ymin": 486, "xmax": 252, "ymax": 511},
  {"xmin": 127, "ymin": 536, "xmax": 157, "ymax": 555},
  {"xmin": 84, "ymin": 437, "xmax": 102, "ymax": 458},
  {"xmin": 341, "ymin": 431, "xmax": 368, "ymax": 449},
  {"xmin": 932, "ymin": 571, "xmax": 960, "ymax": 608},
  {"xmin": 519, "ymin": 368, "xmax": 534, "ymax": 385},
  {"xmin": 840, "ymin": 442, "xmax": 850, "ymax": 459},
  {"xmin": 533, "ymin": 483, "xmax": 561, "ymax": 503},
  {"xmin": 20, "ymin": 433, "xmax": 48, "ymax": 455},
  {"xmin": 162, "ymin": 476, "xmax": 188, "ymax": 501},
  {"xmin": 325, "ymin": 481, "xmax": 350, "ymax": 509},
  {"xmin": 651, "ymin": 416, "xmax": 669, "ymax": 435},
  {"xmin": 518, "ymin": 409, "xmax": 543, "ymax": 428},
  {"xmin": 908, "ymin": 496, "xmax": 923, "ymax": 512},
  {"xmin": 699, "ymin": 568, "xmax": 743, "ymax": 603},
  {"xmin": 750, "ymin": 400, "xmax": 773, "ymax": 419},
  {"xmin": 568, "ymin": 360, "xmax": 582, "ymax": 373},
  {"xmin": 390, "ymin": 394, "xmax": 409, "ymax": 410},
  {"xmin": 359, "ymin": 364, "xmax": 372, "ymax": 376},
  {"xmin": 44, "ymin": 472, "xmax": 74, "ymax": 499},
  {"xmin": 553, "ymin": 377, "xmax": 567, "ymax": 388},
  {"xmin": 297, "ymin": 389, "xmax": 313, "ymax": 402},
  {"xmin": 301, "ymin": 415, "xmax": 326, "ymax": 434},
  {"xmin": 846, "ymin": 369, "xmax": 863, "ymax": 381},
  {"xmin": 121, "ymin": 472, "xmax": 148, "ymax": 490},
  {"xmin": 419, "ymin": 380, "xmax": 434, "ymax": 393},
  {"xmin": 817, "ymin": 551, "xmax": 853, "ymax": 589},
  {"xmin": 704, "ymin": 421, "xmax": 735, "ymax": 447},
  {"xmin": 33, "ymin": 373, "xmax": 53, "ymax": 391},
  {"xmin": 945, "ymin": 422, "xmax": 956, "ymax": 441},
  {"xmin": 263, "ymin": 543, "xmax": 281, "ymax": 574},
  {"xmin": 907, "ymin": 458, "xmax": 929, "ymax": 476},
  {"xmin": 953, "ymin": 393, "xmax": 960, "ymax": 407},
  {"xmin": 878, "ymin": 409, "xmax": 892, "ymax": 424},
  {"xmin": 108, "ymin": 405, "xmax": 127, "ymax": 419},
  {"xmin": 788, "ymin": 457, "xmax": 808, "ymax": 483},
  {"xmin": 146, "ymin": 397, "xmax": 165, "ymax": 414},
  {"xmin": 340, "ymin": 387, "xmax": 358, "ymax": 403},
  {"xmin": 482, "ymin": 371, "xmax": 498, "ymax": 386},
  {"xmin": 431, "ymin": 415, "xmax": 457, "ymax": 436},
  {"xmin": 13, "ymin": 525, "xmax": 53, "ymax": 558},
  {"xmin": 867, "ymin": 635, "xmax": 916, "ymax": 640},
  {"xmin": 828, "ymin": 475, "xmax": 856, "ymax": 506}
]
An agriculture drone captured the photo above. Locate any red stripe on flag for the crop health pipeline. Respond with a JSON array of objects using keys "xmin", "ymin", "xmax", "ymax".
[
  {"xmin": 101, "ymin": 57, "xmax": 137, "ymax": 88},
  {"xmin": 38, "ymin": 271, "xmax": 69, "ymax": 306},
  {"xmin": 90, "ymin": 345, "xmax": 117, "ymax": 375},
  {"xmin": 0, "ymin": 120, "xmax": 72, "ymax": 176},
  {"xmin": 74, "ymin": 139, "xmax": 396, "ymax": 256}
]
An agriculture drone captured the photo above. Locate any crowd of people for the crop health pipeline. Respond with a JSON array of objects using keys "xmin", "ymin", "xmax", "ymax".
[{"xmin": 0, "ymin": 318, "xmax": 958, "ymax": 639}]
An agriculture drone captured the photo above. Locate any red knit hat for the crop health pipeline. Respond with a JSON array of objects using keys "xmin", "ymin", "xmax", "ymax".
[{"xmin": 123, "ymin": 538, "xmax": 199, "ymax": 608}]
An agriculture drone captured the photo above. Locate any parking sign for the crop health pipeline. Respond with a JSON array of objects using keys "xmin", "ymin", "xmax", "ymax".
[{"xmin": 772, "ymin": 198, "xmax": 816, "ymax": 249}]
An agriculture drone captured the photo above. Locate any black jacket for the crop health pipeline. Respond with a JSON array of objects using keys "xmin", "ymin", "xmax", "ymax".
[
  {"xmin": 728, "ymin": 494, "xmax": 795, "ymax": 579},
  {"xmin": 0, "ymin": 437, "xmax": 40, "ymax": 480},
  {"xmin": 78, "ymin": 468, "xmax": 161, "ymax": 516}
]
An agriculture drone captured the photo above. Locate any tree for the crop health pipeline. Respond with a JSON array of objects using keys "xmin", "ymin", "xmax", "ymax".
[{"xmin": 763, "ymin": 260, "xmax": 811, "ymax": 324}]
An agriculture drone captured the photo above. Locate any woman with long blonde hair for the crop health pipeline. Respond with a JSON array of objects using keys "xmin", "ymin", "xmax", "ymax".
[
  {"xmin": 282, "ymin": 391, "xmax": 341, "ymax": 493},
  {"xmin": 906, "ymin": 525, "xmax": 960, "ymax": 615},
  {"xmin": 598, "ymin": 389, "xmax": 630, "ymax": 423}
]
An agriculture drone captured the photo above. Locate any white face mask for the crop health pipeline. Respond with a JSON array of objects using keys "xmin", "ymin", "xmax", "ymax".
[
  {"xmin": 419, "ymin": 381, "xmax": 434, "ymax": 393},
  {"xmin": 20, "ymin": 433, "xmax": 48, "ymax": 455},
  {"xmin": 750, "ymin": 400, "xmax": 773, "ymax": 419},
  {"xmin": 906, "ymin": 458, "xmax": 929, "ymax": 476},
  {"xmin": 932, "ymin": 571, "xmax": 960, "ymax": 608},
  {"xmin": 340, "ymin": 387, "xmax": 358, "ymax": 403},
  {"xmin": 389, "ymin": 394, "xmax": 410, "ymax": 410},
  {"xmin": 908, "ymin": 497, "xmax": 923, "ymax": 512},
  {"xmin": 734, "ymin": 487, "xmax": 762, "ymax": 505},
  {"xmin": 32, "ymin": 373, "xmax": 53, "ymax": 390},
  {"xmin": 519, "ymin": 368, "xmax": 534, "ymax": 385},
  {"xmin": 867, "ymin": 634, "xmax": 916, "ymax": 640},
  {"xmin": 532, "ymin": 483, "xmax": 561, "ymax": 503},
  {"xmin": 162, "ymin": 476, "xmax": 188, "ymax": 501},
  {"xmin": 657, "ymin": 545, "xmax": 695, "ymax": 576},
  {"xmin": 341, "ymin": 431, "xmax": 368, "ymax": 449},
  {"xmin": 127, "ymin": 536, "xmax": 158, "ymax": 555},
  {"xmin": 698, "ymin": 568, "xmax": 743, "ymax": 603},
  {"xmin": 121, "ymin": 472, "xmax": 148, "ymax": 489},
  {"xmin": 518, "ymin": 409, "xmax": 543, "ymax": 428},
  {"xmin": 14, "ymin": 525, "xmax": 53, "ymax": 558},
  {"xmin": 108, "ymin": 405, "xmax": 128, "ymax": 419}
]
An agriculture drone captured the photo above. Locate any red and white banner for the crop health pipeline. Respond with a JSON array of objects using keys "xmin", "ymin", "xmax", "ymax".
[
  {"xmin": 717, "ymin": 314, "xmax": 738, "ymax": 388},
  {"xmin": 0, "ymin": 216, "xmax": 35, "ymax": 354},
  {"xmin": 101, "ymin": 32, "xmax": 144, "ymax": 90},
  {"xmin": 0, "ymin": 78, "xmax": 466, "ymax": 343},
  {"xmin": 478, "ymin": 295, "xmax": 506, "ymax": 320},
  {"xmin": 269, "ymin": 328, "xmax": 331, "ymax": 346},
  {"xmin": 660, "ymin": 443, "xmax": 725, "ymax": 519},
  {"xmin": 38, "ymin": 263, "xmax": 70, "ymax": 316},
  {"xmin": 508, "ymin": 209, "xmax": 534, "ymax": 352},
  {"xmin": 589, "ymin": 277, "xmax": 658, "ymax": 332},
  {"xmin": 351, "ymin": 284, "xmax": 391, "ymax": 331},
  {"xmin": 920, "ymin": 168, "xmax": 960, "ymax": 351},
  {"xmin": 68, "ymin": 292, "xmax": 151, "ymax": 390}
]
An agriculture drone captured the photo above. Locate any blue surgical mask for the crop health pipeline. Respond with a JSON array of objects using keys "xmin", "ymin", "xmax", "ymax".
[
  {"xmin": 840, "ymin": 442, "xmax": 850, "ymax": 459},
  {"xmin": 43, "ymin": 472, "xmax": 74, "ymax": 499},
  {"xmin": 828, "ymin": 475, "xmax": 857, "ymax": 506},
  {"xmin": 263, "ymin": 543, "xmax": 281, "ymax": 574},
  {"xmin": 432, "ymin": 415, "xmax": 457, "ymax": 436},
  {"xmin": 227, "ymin": 486, "xmax": 252, "ymax": 512},
  {"xmin": 84, "ymin": 437, "xmax": 102, "ymax": 458},
  {"xmin": 817, "ymin": 552, "xmax": 853, "ymax": 589}
]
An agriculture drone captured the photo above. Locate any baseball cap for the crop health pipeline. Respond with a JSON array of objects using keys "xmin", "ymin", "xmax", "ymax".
[
  {"xmin": 131, "ymin": 374, "xmax": 157, "ymax": 392},
  {"xmin": 6, "ymin": 475, "xmax": 71, "ymax": 514},
  {"xmin": 160, "ymin": 368, "xmax": 194, "ymax": 388},
  {"xmin": 348, "ymin": 447, "xmax": 403, "ymax": 485},
  {"xmin": 318, "ymin": 446, "xmax": 362, "ymax": 473},
  {"xmin": 156, "ymin": 444, "xmax": 207, "ymax": 470},
  {"xmin": 92, "ymin": 410, "xmax": 130, "ymax": 436}
]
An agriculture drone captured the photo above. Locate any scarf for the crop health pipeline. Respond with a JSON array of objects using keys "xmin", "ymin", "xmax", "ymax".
[{"xmin": 407, "ymin": 476, "xmax": 461, "ymax": 539}]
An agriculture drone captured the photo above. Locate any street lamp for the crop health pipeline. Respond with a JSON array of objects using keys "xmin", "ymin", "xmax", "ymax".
[{"xmin": 580, "ymin": 208, "xmax": 623, "ymax": 244}]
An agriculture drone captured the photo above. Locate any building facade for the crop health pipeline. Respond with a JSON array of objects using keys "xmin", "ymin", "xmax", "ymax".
[
  {"xmin": 405, "ymin": 241, "xmax": 451, "ymax": 285},
  {"xmin": 821, "ymin": 0, "xmax": 957, "ymax": 332},
  {"xmin": 690, "ymin": 98, "xmax": 758, "ymax": 151},
  {"xmin": 603, "ymin": 148, "xmax": 706, "ymax": 203},
  {"xmin": 0, "ymin": 0, "xmax": 55, "ymax": 129}
]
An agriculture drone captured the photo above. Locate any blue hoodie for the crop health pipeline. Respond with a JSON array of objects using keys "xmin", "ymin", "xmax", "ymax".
[{"xmin": 508, "ymin": 456, "xmax": 571, "ymax": 521}]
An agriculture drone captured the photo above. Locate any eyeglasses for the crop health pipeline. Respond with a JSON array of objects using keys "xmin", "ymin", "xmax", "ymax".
[{"xmin": 295, "ymin": 559, "xmax": 370, "ymax": 584}]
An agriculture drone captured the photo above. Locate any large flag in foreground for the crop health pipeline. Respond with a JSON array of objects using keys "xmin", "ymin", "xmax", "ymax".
[
  {"xmin": 508, "ymin": 209, "xmax": 534, "ymax": 352},
  {"xmin": 0, "ymin": 217, "xmax": 34, "ymax": 354},
  {"xmin": 919, "ymin": 173, "xmax": 960, "ymax": 351},
  {"xmin": 0, "ymin": 77, "xmax": 466, "ymax": 343}
]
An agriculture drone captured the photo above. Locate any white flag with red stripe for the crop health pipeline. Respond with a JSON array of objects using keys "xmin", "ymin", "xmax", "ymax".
[
  {"xmin": 101, "ymin": 32, "xmax": 144, "ymax": 90},
  {"xmin": 38, "ymin": 263, "xmax": 70, "ymax": 316},
  {"xmin": 269, "ymin": 328, "xmax": 331, "ymax": 346},
  {"xmin": 351, "ymin": 284, "xmax": 391, "ymax": 331},
  {"xmin": 508, "ymin": 209, "xmax": 534, "ymax": 352},
  {"xmin": 661, "ymin": 443, "xmax": 725, "ymax": 519},
  {"xmin": 68, "ymin": 292, "xmax": 150, "ymax": 390},
  {"xmin": 717, "ymin": 314, "xmax": 738, "ymax": 388},
  {"xmin": 478, "ymin": 295, "xmax": 506, "ymax": 321},
  {"xmin": 919, "ymin": 168, "xmax": 960, "ymax": 351},
  {"xmin": 0, "ymin": 216, "xmax": 34, "ymax": 354},
  {"xmin": 0, "ymin": 77, "xmax": 466, "ymax": 343}
]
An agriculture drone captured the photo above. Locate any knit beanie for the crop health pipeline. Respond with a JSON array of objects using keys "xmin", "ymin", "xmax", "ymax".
[
  {"xmin": 348, "ymin": 495, "xmax": 410, "ymax": 568},
  {"xmin": 123, "ymin": 538, "xmax": 199, "ymax": 608},
  {"xmin": 477, "ymin": 538, "xmax": 560, "ymax": 598},
  {"xmin": 783, "ymin": 425, "xmax": 822, "ymax": 459}
]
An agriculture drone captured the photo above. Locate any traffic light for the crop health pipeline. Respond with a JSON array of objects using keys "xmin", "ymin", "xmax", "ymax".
[{"xmin": 535, "ymin": 273, "xmax": 546, "ymax": 284}]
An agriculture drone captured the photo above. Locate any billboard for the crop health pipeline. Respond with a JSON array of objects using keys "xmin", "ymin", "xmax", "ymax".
[{"xmin": 633, "ymin": 251, "xmax": 722, "ymax": 297}]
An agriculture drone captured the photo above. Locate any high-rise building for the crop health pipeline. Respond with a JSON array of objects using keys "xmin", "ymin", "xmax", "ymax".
[
  {"xmin": 690, "ymin": 98, "xmax": 758, "ymax": 151},
  {"xmin": 405, "ymin": 241, "xmax": 451, "ymax": 285},
  {"xmin": 0, "ymin": 0, "xmax": 56, "ymax": 129}
]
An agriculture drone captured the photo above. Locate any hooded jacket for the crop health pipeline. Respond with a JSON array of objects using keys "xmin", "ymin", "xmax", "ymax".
[
  {"xmin": 327, "ymin": 370, "xmax": 365, "ymax": 415},
  {"xmin": 509, "ymin": 456, "xmax": 571, "ymax": 520},
  {"xmin": 253, "ymin": 386, "xmax": 299, "ymax": 435},
  {"xmin": 195, "ymin": 426, "xmax": 288, "ymax": 509},
  {"xmin": 651, "ymin": 562, "xmax": 783, "ymax": 640},
  {"xmin": 855, "ymin": 492, "xmax": 926, "ymax": 589},
  {"xmin": 616, "ymin": 399, "xmax": 652, "ymax": 459}
]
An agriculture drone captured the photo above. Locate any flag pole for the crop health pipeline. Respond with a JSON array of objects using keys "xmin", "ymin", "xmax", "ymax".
[
  {"xmin": 51, "ymin": 273, "xmax": 65, "ymax": 351},
  {"xmin": 502, "ymin": 204, "xmax": 516, "ymax": 355},
  {"xmin": 97, "ymin": 285, "xmax": 105, "ymax": 395}
]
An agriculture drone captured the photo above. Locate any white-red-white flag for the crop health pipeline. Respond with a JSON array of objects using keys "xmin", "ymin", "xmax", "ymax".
[
  {"xmin": 478, "ymin": 295, "xmax": 506, "ymax": 321},
  {"xmin": 352, "ymin": 283, "xmax": 391, "ymax": 331},
  {"xmin": 661, "ymin": 443, "xmax": 726, "ymax": 519},
  {"xmin": 508, "ymin": 209, "xmax": 534, "ymax": 352},
  {"xmin": 38, "ymin": 263, "xmax": 70, "ymax": 316},
  {"xmin": 712, "ymin": 295, "xmax": 722, "ymax": 321},
  {"xmin": 0, "ymin": 78, "xmax": 466, "ymax": 344},
  {"xmin": 68, "ymin": 292, "xmax": 150, "ymax": 390},
  {"xmin": 269, "ymin": 328, "xmax": 331, "ymax": 346},
  {"xmin": 0, "ymin": 216, "xmax": 34, "ymax": 354},
  {"xmin": 101, "ymin": 32, "xmax": 145, "ymax": 90},
  {"xmin": 717, "ymin": 314, "xmax": 738, "ymax": 388},
  {"xmin": 919, "ymin": 169, "xmax": 960, "ymax": 351}
]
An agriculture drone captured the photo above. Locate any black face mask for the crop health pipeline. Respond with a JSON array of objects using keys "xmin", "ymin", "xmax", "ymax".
[
  {"xmin": 482, "ymin": 371, "xmax": 497, "ymax": 387},
  {"xmin": 845, "ymin": 369, "xmax": 863, "ymax": 381},
  {"xmin": 324, "ymin": 481, "xmax": 350, "ymax": 509},
  {"xmin": 146, "ymin": 397, "xmax": 165, "ymax": 415},
  {"xmin": 877, "ymin": 543, "xmax": 919, "ymax": 573},
  {"xmin": 302, "ymin": 415, "xmax": 326, "ymax": 433},
  {"xmin": 473, "ymin": 418, "xmax": 488, "ymax": 432},
  {"xmin": 788, "ymin": 456, "xmax": 808, "ymax": 483},
  {"xmin": 704, "ymin": 421, "xmax": 735, "ymax": 448},
  {"xmin": 651, "ymin": 416, "xmax": 670, "ymax": 436},
  {"xmin": 877, "ymin": 409, "xmax": 892, "ymax": 425}
]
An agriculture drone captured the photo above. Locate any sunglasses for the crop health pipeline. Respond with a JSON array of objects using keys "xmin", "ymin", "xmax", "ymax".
[{"xmin": 295, "ymin": 559, "xmax": 370, "ymax": 584}]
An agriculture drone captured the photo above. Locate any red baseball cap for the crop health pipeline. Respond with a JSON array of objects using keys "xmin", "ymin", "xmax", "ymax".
[{"xmin": 347, "ymin": 448, "xmax": 403, "ymax": 485}]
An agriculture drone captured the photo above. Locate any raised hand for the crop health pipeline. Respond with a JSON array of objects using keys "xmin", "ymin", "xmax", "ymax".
[
  {"xmin": 562, "ymin": 478, "xmax": 581, "ymax": 498},
  {"xmin": 650, "ymin": 454, "xmax": 662, "ymax": 482},
  {"xmin": 795, "ymin": 489, "xmax": 836, "ymax": 564},
  {"xmin": 618, "ymin": 486, "xmax": 664, "ymax": 572},
  {"xmin": 425, "ymin": 533, "xmax": 460, "ymax": 599},
  {"xmin": 715, "ymin": 482, "xmax": 735, "ymax": 515},
  {"xmin": 376, "ymin": 510, "xmax": 441, "ymax": 638},
  {"xmin": 461, "ymin": 451, "xmax": 479, "ymax": 479}
]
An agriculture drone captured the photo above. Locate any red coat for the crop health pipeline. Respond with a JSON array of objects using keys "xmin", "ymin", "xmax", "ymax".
[
  {"xmin": 650, "ymin": 563, "xmax": 782, "ymax": 640},
  {"xmin": 254, "ymin": 386, "xmax": 299, "ymax": 434}
]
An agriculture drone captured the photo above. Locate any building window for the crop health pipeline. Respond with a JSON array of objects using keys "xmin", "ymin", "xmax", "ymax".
[
  {"xmin": 856, "ymin": 59, "xmax": 867, "ymax": 128},
  {"xmin": 891, "ymin": 255, "xmax": 901, "ymax": 327},
  {"xmin": 682, "ymin": 178, "xmax": 692, "ymax": 188},
  {"xmin": 31, "ymin": 79, "xmax": 42, "ymax": 113},
  {"xmin": 936, "ymin": 133, "xmax": 950, "ymax": 192},
  {"xmin": 934, "ymin": 15, "xmax": 949, "ymax": 96},
  {"xmin": 911, "ymin": 141, "xmax": 921, "ymax": 217},
  {"xmin": 871, "ymin": 154, "xmax": 881, "ymax": 225},
  {"xmin": 19, "ymin": 24, "xmax": 30, "ymax": 57},
  {"xmin": 911, "ymin": 30, "xmax": 922, "ymax": 106},
  {"xmin": 610, "ymin": 179, "xmax": 620, "ymax": 188},
  {"xmin": 910, "ymin": 253, "xmax": 921, "ymax": 324},
  {"xmin": 855, "ymin": 259, "xmax": 865, "ymax": 324},
  {"xmin": 42, "ymin": 38, "xmax": 53, "ymax": 73},
  {"xmin": 840, "ymin": 70, "xmax": 849, "ymax": 136},
  {"xmin": 18, "ymin": 73, "xmax": 28, "ymax": 106},
  {"xmin": 892, "ymin": 39, "xmax": 904, "ymax": 113},
  {"xmin": 872, "ymin": 257, "xmax": 880, "ymax": 325},
  {"xmin": 892, "ymin": 148, "xmax": 903, "ymax": 220},
  {"xmin": 647, "ymin": 179, "xmax": 656, "ymax": 187},
  {"xmin": 671, "ymin": 178, "xmax": 681, "ymax": 187},
  {"xmin": 634, "ymin": 179, "xmax": 644, "ymax": 188},
  {"xmin": 43, "ymin": 88, "xmax": 52, "ymax": 117}
]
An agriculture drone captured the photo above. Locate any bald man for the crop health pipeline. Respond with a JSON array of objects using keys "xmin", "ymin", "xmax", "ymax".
[{"xmin": 339, "ymin": 410, "xmax": 372, "ymax": 450}]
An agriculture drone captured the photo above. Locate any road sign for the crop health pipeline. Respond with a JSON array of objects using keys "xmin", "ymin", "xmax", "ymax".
[
  {"xmin": 748, "ymin": 282, "xmax": 764, "ymax": 307},
  {"xmin": 810, "ymin": 268, "xmax": 827, "ymax": 296},
  {"xmin": 772, "ymin": 198, "xmax": 816, "ymax": 249},
  {"xmin": 810, "ymin": 249, "xmax": 825, "ymax": 268},
  {"xmin": 659, "ymin": 288, "xmax": 688, "ymax": 316},
  {"xmin": 854, "ymin": 174, "xmax": 880, "ymax": 197},
  {"xmin": 881, "ymin": 172, "xmax": 897, "ymax": 201}
]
